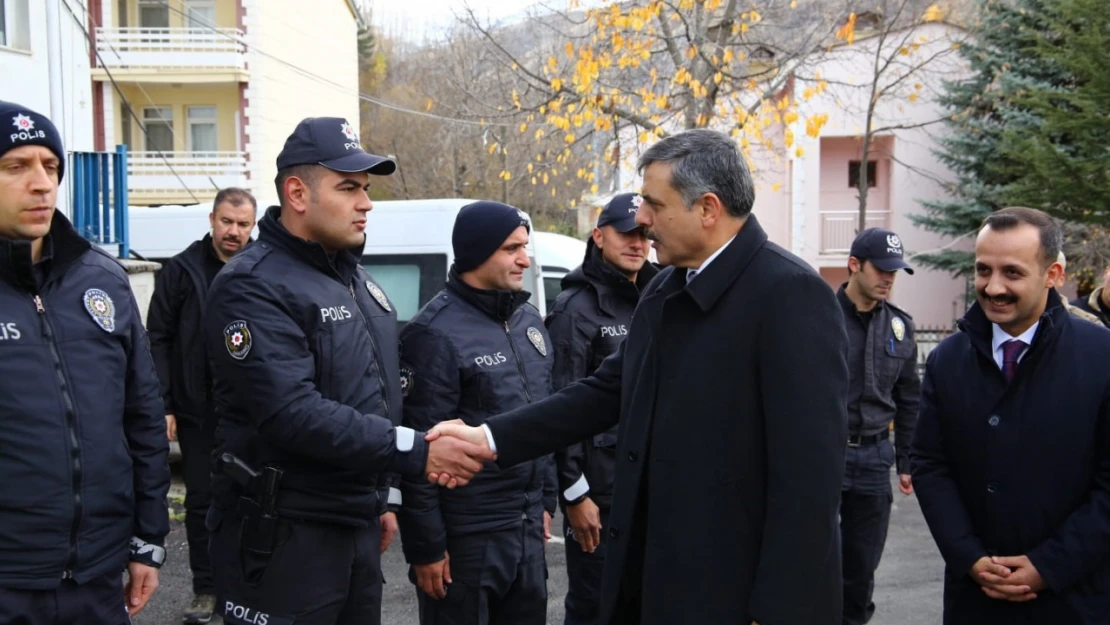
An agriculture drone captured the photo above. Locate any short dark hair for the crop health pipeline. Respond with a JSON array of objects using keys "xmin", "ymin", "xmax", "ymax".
[
  {"xmin": 213, "ymin": 187, "xmax": 257, "ymax": 213},
  {"xmin": 636, "ymin": 128, "xmax": 755, "ymax": 218},
  {"xmin": 981, "ymin": 207, "xmax": 1063, "ymax": 269},
  {"xmin": 274, "ymin": 164, "xmax": 323, "ymax": 205}
]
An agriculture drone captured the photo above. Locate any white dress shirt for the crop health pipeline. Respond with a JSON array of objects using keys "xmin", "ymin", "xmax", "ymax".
[
  {"xmin": 991, "ymin": 322, "xmax": 1039, "ymax": 370},
  {"xmin": 686, "ymin": 234, "xmax": 738, "ymax": 284}
]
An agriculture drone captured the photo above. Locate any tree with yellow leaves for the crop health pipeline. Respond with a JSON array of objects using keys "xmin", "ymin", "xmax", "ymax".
[{"xmin": 462, "ymin": 0, "xmax": 867, "ymax": 202}]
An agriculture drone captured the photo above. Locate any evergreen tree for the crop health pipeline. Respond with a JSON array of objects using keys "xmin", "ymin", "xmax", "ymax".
[
  {"xmin": 911, "ymin": 0, "xmax": 1056, "ymax": 275},
  {"xmin": 991, "ymin": 0, "xmax": 1109, "ymax": 224}
]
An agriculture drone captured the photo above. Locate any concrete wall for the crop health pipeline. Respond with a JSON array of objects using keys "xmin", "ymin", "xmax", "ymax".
[{"xmin": 244, "ymin": 0, "xmax": 361, "ymax": 209}]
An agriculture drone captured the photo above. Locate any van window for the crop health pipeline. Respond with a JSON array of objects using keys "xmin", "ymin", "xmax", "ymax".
[
  {"xmin": 361, "ymin": 254, "xmax": 448, "ymax": 323},
  {"xmin": 544, "ymin": 276, "xmax": 563, "ymax": 313}
]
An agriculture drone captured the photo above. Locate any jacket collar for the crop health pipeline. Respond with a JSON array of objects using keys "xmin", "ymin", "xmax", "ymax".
[
  {"xmin": 958, "ymin": 288, "xmax": 1068, "ymax": 360},
  {"xmin": 652, "ymin": 214, "xmax": 768, "ymax": 312},
  {"xmin": 0, "ymin": 210, "xmax": 91, "ymax": 292},
  {"xmin": 447, "ymin": 267, "xmax": 531, "ymax": 323},
  {"xmin": 258, "ymin": 205, "xmax": 363, "ymax": 285},
  {"xmin": 569, "ymin": 239, "xmax": 659, "ymax": 316},
  {"xmin": 1089, "ymin": 287, "xmax": 1108, "ymax": 316},
  {"xmin": 836, "ymin": 283, "xmax": 887, "ymax": 319}
]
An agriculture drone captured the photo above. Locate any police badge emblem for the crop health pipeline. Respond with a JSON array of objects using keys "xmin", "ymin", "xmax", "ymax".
[
  {"xmin": 224, "ymin": 320, "xmax": 253, "ymax": 360},
  {"xmin": 891, "ymin": 316, "xmax": 906, "ymax": 342},
  {"xmin": 527, "ymin": 327, "xmax": 547, "ymax": 356},
  {"xmin": 82, "ymin": 288, "xmax": 115, "ymax": 333},
  {"xmin": 366, "ymin": 281, "xmax": 392, "ymax": 312},
  {"xmin": 400, "ymin": 366, "xmax": 415, "ymax": 398}
]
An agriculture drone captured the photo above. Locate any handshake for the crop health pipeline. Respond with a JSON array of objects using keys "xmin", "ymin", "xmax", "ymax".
[{"xmin": 422, "ymin": 420, "xmax": 496, "ymax": 488}]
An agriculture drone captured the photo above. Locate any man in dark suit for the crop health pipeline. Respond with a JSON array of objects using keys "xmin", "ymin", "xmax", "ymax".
[
  {"xmin": 427, "ymin": 128, "xmax": 849, "ymax": 625},
  {"xmin": 912, "ymin": 207, "xmax": 1110, "ymax": 625}
]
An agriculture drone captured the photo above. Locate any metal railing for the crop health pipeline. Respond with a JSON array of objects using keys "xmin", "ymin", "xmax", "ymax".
[
  {"xmin": 71, "ymin": 146, "xmax": 130, "ymax": 259},
  {"xmin": 95, "ymin": 27, "xmax": 246, "ymax": 69},
  {"xmin": 127, "ymin": 151, "xmax": 248, "ymax": 193},
  {"xmin": 819, "ymin": 210, "xmax": 891, "ymax": 254}
]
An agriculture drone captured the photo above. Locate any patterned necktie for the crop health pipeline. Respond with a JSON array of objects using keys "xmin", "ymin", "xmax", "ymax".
[{"xmin": 1000, "ymin": 339, "xmax": 1027, "ymax": 383}]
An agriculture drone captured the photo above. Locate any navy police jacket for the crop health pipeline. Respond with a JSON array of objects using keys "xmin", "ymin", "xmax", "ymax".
[
  {"xmin": 397, "ymin": 270, "xmax": 556, "ymax": 565},
  {"xmin": 205, "ymin": 206, "xmax": 427, "ymax": 527},
  {"xmin": 546, "ymin": 240, "xmax": 657, "ymax": 510},
  {"xmin": 0, "ymin": 212, "xmax": 169, "ymax": 589}
]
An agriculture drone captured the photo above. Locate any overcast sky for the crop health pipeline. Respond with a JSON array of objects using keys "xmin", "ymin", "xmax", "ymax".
[{"xmin": 370, "ymin": 0, "xmax": 576, "ymax": 41}]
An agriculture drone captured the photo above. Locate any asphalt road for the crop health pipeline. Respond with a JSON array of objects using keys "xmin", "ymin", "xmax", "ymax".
[{"xmin": 135, "ymin": 471, "xmax": 944, "ymax": 625}]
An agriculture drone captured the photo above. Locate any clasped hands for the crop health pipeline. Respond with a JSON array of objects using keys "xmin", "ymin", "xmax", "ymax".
[
  {"xmin": 971, "ymin": 555, "xmax": 1047, "ymax": 602},
  {"xmin": 423, "ymin": 419, "xmax": 495, "ymax": 488}
]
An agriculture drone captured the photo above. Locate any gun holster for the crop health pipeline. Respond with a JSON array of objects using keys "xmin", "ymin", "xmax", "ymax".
[{"xmin": 215, "ymin": 453, "xmax": 288, "ymax": 560}]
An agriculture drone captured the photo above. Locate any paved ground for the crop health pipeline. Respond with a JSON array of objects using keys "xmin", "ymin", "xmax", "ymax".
[{"xmin": 135, "ymin": 471, "xmax": 944, "ymax": 625}]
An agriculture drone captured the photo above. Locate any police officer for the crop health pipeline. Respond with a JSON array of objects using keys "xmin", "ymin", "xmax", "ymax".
[
  {"xmin": 147, "ymin": 186, "xmax": 256, "ymax": 624},
  {"xmin": 544, "ymin": 192, "xmax": 657, "ymax": 625},
  {"xmin": 203, "ymin": 116, "xmax": 495, "ymax": 625},
  {"xmin": 397, "ymin": 201, "xmax": 557, "ymax": 625},
  {"xmin": 0, "ymin": 101, "xmax": 170, "ymax": 623},
  {"xmin": 837, "ymin": 228, "xmax": 921, "ymax": 625}
]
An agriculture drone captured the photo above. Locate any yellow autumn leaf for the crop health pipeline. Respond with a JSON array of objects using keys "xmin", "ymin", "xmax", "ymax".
[
  {"xmin": 714, "ymin": 72, "xmax": 723, "ymax": 85},
  {"xmin": 488, "ymin": 142, "xmax": 499, "ymax": 154},
  {"xmin": 424, "ymin": 99, "xmax": 434, "ymax": 111},
  {"xmin": 551, "ymin": 78, "xmax": 563, "ymax": 91},
  {"xmin": 783, "ymin": 110, "xmax": 799, "ymax": 124},
  {"xmin": 922, "ymin": 4, "xmax": 946, "ymax": 22},
  {"xmin": 772, "ymin": 182, "xmax": 782, "ymax": 191},
  {"xmin": 795, "ymin": 147, "xmax": 805, "ymax": 158},
  {"xmin": 784, "ymin": 128, "xmax": 794, "ymax": 148},
  {"xmin": 500, "ymin": 170, "xmax": 512, "ymax": 180},
  {"xmin": 543, "ymin": 173, "xmax": 549, "ymax": 185},
  {"xmin": 899, "ymin": 47, "xmax": 910, "ymax": 56},
  {"xmin": 908, "ymin": 93, "xmax": 920, "ymax": 103},
  {"xmin": 520, "ymin": 123, "xmax": 527, "ymax": 133},
  {"xmin": 590, "ymin": 183, "xmax": 599, "ymax": 194},
  {"xmin": 565, "ymin": 42, "xmax": 574, "ymax": 58},
  {"xmin": 527, "ymin": 163, "xmax": 534, "ymax": 174},
  {"xmin": 534, "ymin": 129, "xmax": 546, "ymax": 140},
  {"xmin": 836, "ymin": 13, "xmax": 857, "ymax": 45}
]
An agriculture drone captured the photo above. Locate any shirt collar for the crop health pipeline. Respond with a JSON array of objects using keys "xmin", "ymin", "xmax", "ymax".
[
  {"xmin": 991, "ymin": 321, "xmax": 1039, "ymax": 354},
  {"xmin": 686, "ymin": 234, "xmax": 737, "ymax": 283}
]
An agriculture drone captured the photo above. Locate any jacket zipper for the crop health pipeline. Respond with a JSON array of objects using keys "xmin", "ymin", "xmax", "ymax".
[
  {"xmin": 504, "ymin": 320, "xmax": 540, "ymax": 510},
  {"xmin": 34, "ymin": 295, "xmax": 83, "ymax": 579},
  {"xmin": 503, "ymin": 321, "xmax": 533, "ymax": 403},
  {"xmin": 349, "ymin": 283, "xmax": 389, "ymax": 417}
]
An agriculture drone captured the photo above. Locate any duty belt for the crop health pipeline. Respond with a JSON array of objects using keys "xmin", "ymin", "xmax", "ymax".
[{"xmin": 847, "ymin": 430, "xmax": 889, "ymax": 448}]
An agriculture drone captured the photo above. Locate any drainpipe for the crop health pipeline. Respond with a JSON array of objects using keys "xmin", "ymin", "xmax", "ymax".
[{"xmin": 45, "ymin": 0, "xmax": 69, "ymax": 216}]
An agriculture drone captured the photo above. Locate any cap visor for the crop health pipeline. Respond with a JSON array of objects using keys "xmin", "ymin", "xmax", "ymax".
[
  {"xmin": 871, "ymin": 257, "xmax": 914, "ymax": 275},
  {"xmin": 598, "ymin": 216, "xmax": 642, "ymax": 233},
  {"xmin": 320, "ymin": 151, "xmax": 396, "ymax": 175}
]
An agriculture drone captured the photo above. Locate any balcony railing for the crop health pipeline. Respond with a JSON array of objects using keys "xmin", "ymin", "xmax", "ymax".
[
  {"xmin": 128, "ymin": 151, "xmax": 248, "ymax": 194},
  {"xmin": 95, "ymin": 27, "xmax": 246, "ymax": 70},
  {"xmin": 819, "ymin": 210, "xmax": 891, "ymax": 255}
]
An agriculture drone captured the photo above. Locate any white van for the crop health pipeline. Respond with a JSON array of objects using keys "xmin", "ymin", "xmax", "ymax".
[
  {"xmin": 532, "ymin": 231, "xmax": 587, "ymax": 313},
  {"xmin": 129, "ymin": 198, "xmax": 550, "ymax": 323}
]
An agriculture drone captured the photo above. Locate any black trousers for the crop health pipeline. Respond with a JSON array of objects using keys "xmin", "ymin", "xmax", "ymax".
[
  {"xmin": 562, "ymin": 507, "xmax": 610, "ymax": 625},
  {"xmin": 210, "ymin": 509, "xmax": 383, "ymax": 625},
  {"xmin": 840, "ymin": 439, "xmax": 895, "ymax": 625},
  {"xmin": 416, "ymin": 511, "xmax": 548, "ymax": 625},
  {"xmin": 178, "ymin": 416, "xmax": 216, "ymax": 595},
  {"xmin": 0, "ymin": 573, "xmax": 130, "ymax": 625}
]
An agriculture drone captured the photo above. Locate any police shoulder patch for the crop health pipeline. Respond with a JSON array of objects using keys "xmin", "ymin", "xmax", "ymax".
[
  {"xmin": 400, "ymin": 365, "xmax": 415, "ymax": 398},
  {"xmin": 891, "ymin": 316, "xmax": 906, "ymax": 342},
  {"xmin": 224, "ymin": 320, "xmax": 253, "ymax": 360},
  {"xmin": 366, "ymin": 281, "xmax": 392, "ymax": 312},
  {"xmin": 527, "ymin": 326, "xmax": 547, "ymax": 356},
  {"xmin": 83, "ymin": 288, "xmax": 116, "ymax": 333}
]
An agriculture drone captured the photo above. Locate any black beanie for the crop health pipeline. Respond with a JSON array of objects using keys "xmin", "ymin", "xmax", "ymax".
[
  {"xmin": 0, "ymin": 101, "xmax": 66, "ymax": 181},
  {"xmin": 452, "ymin": 201, "xmax": 531, "ymax": 273}
]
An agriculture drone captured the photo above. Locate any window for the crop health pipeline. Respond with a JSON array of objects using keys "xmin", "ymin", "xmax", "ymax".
[
  {"xmin": 187, "ymin": 106, "xmax": 218, "ymax": 152},
  {"xmin": 142, "ymin": 107, "xmax": 174, "ymax": 153},
  {"xmin": 856, "ymin": 12, "xmax": 883, "ymax": 30},
  {"xmin": 544, "ymin": 277, "xmax": 564, "ymax": 314},
  {"xmin": 0, "ymin": 0, "xmax": 30, "ymax": 51},
  {"xmin": 184, "ymin": 0, "xmax": 216, "ymax": 28},
  {"xmin": 360, "ymin": 254, "xmax": 448, "ymax": 326},
  {"xmin": 849, "ymin": 161, "xmax": 877, "ymax": 188},
  {"xmin": 139, "ymin": 0, "xmax": 169, "ymax": 28}
]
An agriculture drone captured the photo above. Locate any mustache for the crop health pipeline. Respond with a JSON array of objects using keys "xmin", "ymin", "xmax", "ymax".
[
  {"xmin": 979, "ymin": 291, "xmax": 1017, "ymax": 305},
  {"xmin": 645, "ymin": 230, "xmax": 661, "ymax": 242}
]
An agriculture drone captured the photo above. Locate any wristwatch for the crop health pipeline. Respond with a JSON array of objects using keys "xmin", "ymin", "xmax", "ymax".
[
  {"xmin": 566, "ymin": 492, "xmax": 590, "ymax": 506},
  {"xmin": 129, "ymin": 536, "xmax": 166, "ymax": 568}
]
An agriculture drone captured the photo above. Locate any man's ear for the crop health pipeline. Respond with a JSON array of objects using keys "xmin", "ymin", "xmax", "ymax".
[
  {"xmin": 592, "ymin": 227, "xmax": 604, "ymax": 250},
  {"xmin": 284, "ymin": 177, "xmax": 310, "ymax": 215},
  {"xmin": 699, "ymin": 193, "xmax": 725, "ymax": 228},
  {"xmin": 1045, "ymin": 260, "xmax": 1064, "ymax": 288}
]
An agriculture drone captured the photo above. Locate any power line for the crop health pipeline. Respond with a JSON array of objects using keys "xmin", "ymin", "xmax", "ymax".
[
  {"xmin": 152, "ymin": 0, "xmax": 511, "ymax": 128},
  {"xmin": 61, "ymin": 0, "xmax": 200, "ymax": 203}
]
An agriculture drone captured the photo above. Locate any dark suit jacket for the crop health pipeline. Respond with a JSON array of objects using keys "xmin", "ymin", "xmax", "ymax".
[
  {"xmin": 912, "ymin": 292, "xmax": 1110, "ymax": 625},
  {"xmin": 487, "ymin": 215, "xmax": 849, "ymax": 625}
]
